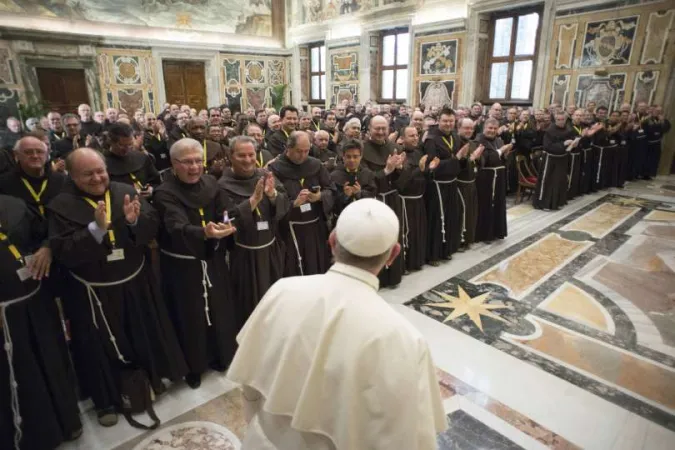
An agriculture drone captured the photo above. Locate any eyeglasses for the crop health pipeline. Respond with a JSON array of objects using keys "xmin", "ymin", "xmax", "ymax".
[{"xmin": 174, "ymin": 158, "xmax": 204, "ymax": 166}]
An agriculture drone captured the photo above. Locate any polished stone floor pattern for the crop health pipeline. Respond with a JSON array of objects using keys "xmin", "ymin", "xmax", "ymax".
[{"xmin": 60, "ymin": 177, "xmax": 675, "ymax": 450}]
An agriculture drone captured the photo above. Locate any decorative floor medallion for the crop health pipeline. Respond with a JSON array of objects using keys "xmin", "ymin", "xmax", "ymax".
[{"xmin": 132, "ymin": 421, "xmax": 241, "ymax": 450}]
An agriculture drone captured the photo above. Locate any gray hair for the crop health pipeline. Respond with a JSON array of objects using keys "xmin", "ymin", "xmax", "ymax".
[
  {"xmin": 13, "ymin": 135, "xmax": 48, "ymax": 153},
  {"xmin": 229, "ymin": 135, "xmax": 257, "ymax": 154},
  {"xmin": 333, "ymin": 240, "xmax": 391, "ymax": 272},
  {"xmin": 287, "ymin": 131, "xmax": 310, "ymax": 149},
  {"xmin": 170, "ymin": 138, "xmax": 203, "ymax": 160},
  {"xmin": 62, "ymin": 113, "xmax": 80, "ymax": 123},
  {"xmin": 484, "ymin": 118, "xmax": 500, "ymax": 127},
  {"xmin": 314, "ymin": 130, "xmax": 330, "ymax": 140},
  {"xmin": 458, "ymin": 117, "xmax": 475, "ymax": 128},
  {"xmin": 345, "ymin": 118, "xmax": 361, "ymax": 129}
]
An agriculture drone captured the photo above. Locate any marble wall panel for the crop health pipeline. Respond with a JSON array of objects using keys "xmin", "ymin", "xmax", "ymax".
[
  {"xmin": 641, "ymin": 10, "xmax": 675, "ymax": 65},
  {"xmin": 631, "ymin": 70, "xmax": 659, "ymax": 109},
  {"xmin": 574, "ymin": 73, "xmax": 627, "ymax": 112},
  {"xmin": 97, "ymin": 47, "xmax": 158, "ymax": 115},
  {"xmin": 300, "ymin": 47, "xmax": 309, "ymax": 103},
  {"xmin": 580, "ymin": 16, "xmax": 639, "ymax": 67},
  {"xmin": 554, "ymin": 23, "xmax": 578, "ymax": 70},
  {"xmin": 219, "ymin": 53, "xmax": 288, "ymax": 111},
  {"xmin": 413, "ymin": 31, "xmax": 464, "ymax": 108},
  {"xmin": 550, "ymin": 74, "xmax": 571, "ymax": 106},
  {"xmin": 328, "ymin": 46, "xmax": 359, "ymax": 106}
]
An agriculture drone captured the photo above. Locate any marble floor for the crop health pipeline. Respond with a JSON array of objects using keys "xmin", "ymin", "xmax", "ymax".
[{"xmin": 60, "ymin": 177, "xmax": 675, "ymax": 450}]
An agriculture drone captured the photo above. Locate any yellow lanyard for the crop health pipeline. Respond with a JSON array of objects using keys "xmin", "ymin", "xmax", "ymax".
[
  {"xmin": 314, "ymin": 122, "xmax": 320, "ymax": 131},
  {"xmin": 282, "ymin": 129, "xmax": 289, "ymax": 139},
  {"xmin": 257, "ymin": 151, "xmax": 264, "ymax": 168},
  {"xmin": 129, "ymin": 173, "xmax": 144, "ymax": 191},
  {"xmin": 21, "ymin": 177, "xmax": 48, "ymax": 216},
  {"xmin": 83, "ymin": 190, "xmax": 115, "ymax": 248},
  {"xmin": 299, "ymin": 178, "xmax": 305, "ymax": 187},
  {"xmin": 198, "ymin": 208, "xmax": 206, "ymax": 227},
  {"xmin": 442, "ymin": 135, "xmax": 454, "ymax": 152},
  {"xmin": 0, "ymin": 231, "xmax": 23, "ymax": 264},
  {"xmin": 156, "ymin": 134, "xmax": 161, "ymax": 142},
  {"xmin": 262, "ymin": 129, "xmax": 266, "ymax": 138},
  {"xmin": 521, "ymin": 123, "xmax": 528, "ymax": 130},
  {"xmin": 203, "ymin": 140, "xmax": 208, "ymax": 169},
  {"xmin": 573, "ymin": 125, "xmax": 583, "ymax": 136}
]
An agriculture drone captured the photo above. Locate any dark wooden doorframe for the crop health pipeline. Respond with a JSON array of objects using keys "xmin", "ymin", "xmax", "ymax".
[
  {"xmin": 36, "ymin": 67, "xmax": 90, "ymax": 114},
  {"xmin": 162, "ymin": 60, "xmax": 208, "ymax": 111}
]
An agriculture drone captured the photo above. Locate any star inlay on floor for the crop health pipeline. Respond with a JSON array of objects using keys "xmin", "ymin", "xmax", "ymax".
[{"xmin": 426, "ymin": 287, "xmax": 513, "ymax": 332}]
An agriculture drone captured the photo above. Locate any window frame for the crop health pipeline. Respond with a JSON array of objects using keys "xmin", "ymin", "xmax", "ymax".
[
  {"xmin": 378, "ymin": 28, "xmax": 409, "ymax": 103},
  {"xmin": 484, "ymin": 6, "xmax": 543, "ymax": 106},
  {"xmin": 309, "ymin": 42, "xmax": 326, "ymax": 104}
]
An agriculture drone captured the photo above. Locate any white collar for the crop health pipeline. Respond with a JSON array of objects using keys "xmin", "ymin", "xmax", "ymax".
[{"xmin": 329, "ymin": 262, "xmax": 380, "ymax": 291}]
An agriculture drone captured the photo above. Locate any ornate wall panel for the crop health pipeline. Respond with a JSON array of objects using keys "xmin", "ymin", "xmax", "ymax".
[
  {"xmin": 641, "ymin": 10, "xmax": 675, "ymax": 65},
  {"xmin": 97, "ymin": 48, "xmax": 158, "ymax": 115},
  {"xmin": 219, "ymin": 53, "xmax": 288, "ymax": 112},
  {"xmin": 413, "ymin": 31, "xmax": 465, "ymax": 108},
  {"xmin": 328, "ymin": 45, "xmax": 359, "ymax": 106},
  {"xmin": 299, "ymin": 45, "xmax": 309, "ymax": 103},
  {"xmin": 0, "ymin": 40, "xmax": 24, "ymax": 118},
  {"xmin": 545, "ymin": 3, "xmax": 674, "ymax": 111},
  {"xmin": 554, "ymin": 24, "xmax": 578, "ymax": 70}
]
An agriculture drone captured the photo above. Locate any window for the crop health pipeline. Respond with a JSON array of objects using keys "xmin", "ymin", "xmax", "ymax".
[
  {"xmin": 485, "ymin": 9, "xmax": 541, "ymax": 103},
  {"xmin": 380, "ymin": 29, "xmax": 409, "ymax": 102},
  {"xmin": 310, "ymin": 43, "xmax": 326, "ymax": 102}
]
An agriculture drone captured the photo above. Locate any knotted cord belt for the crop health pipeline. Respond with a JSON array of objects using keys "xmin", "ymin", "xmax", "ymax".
[
  {"xmin": 432, "ymin": 179, "xmax": 456, "ymax": 243},
  {"xmin": 480, "ymin": 167, "xmax": 504, "ymax": 205},
  {"xmin": 289, "ymin": 217, "xmax": 319, "ymax": 276},
  {"xmin": 235, "ymin": 237, "xmax": 276, "ymax": 250},
  {"xmin": 2, "ymin": 283, "xmax": 40, "ymax": 450},
  {"xmin": 160, "ymin": 250, "xmax": 213, "ymax": 326},
  {"xmin": 592, "ymin": 144, "xmax": 617, "ymax": 184},
  {"xmin": 400, "ymin": 194, "xmax": 423, "ymax": 259},
  {"xmin": 70, "ymin": 259, "xmax": 147, "ymax": 363}
]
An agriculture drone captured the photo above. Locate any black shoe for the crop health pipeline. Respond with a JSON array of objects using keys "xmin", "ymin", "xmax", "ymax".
[
  {"xmin": 210, "ymin": 362, "xmax": 228, "ymax": 373},
  {"xmin": 96, "ymin": 407, "xmax": 118, "ymax": 427},
  {"xmin": 403, "ymin": 270, "xmax": 411, "ymax": 275},
  {"xmin": 429, "ymin": 260, "xmax": 441, "ymax": 267},
  {"xmin": 185, "ymin": 373, "xmax": 202, "ymax": 389},
  {"xmin": 68, "ymin": 428, "xmax": 83, "ymax": 441}
]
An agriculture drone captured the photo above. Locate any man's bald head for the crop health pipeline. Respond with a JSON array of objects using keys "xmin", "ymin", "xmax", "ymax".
[
  {"xmin": 314, "ymin": 130, "xmax": 330, "ymax": 150},
  {"xmin": 66, "ymin": 147, "xmax": 105, "ymax": 173},
  {"xmin": 369, "ymin": 115, "xmax": 389, "ymax": 143},
  {"xmin": 458, "ymin": 118, "xmax": 475, "ymax": 139}
]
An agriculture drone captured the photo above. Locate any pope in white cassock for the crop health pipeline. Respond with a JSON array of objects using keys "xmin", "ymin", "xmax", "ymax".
[{"xmin": 227, "ymin": 198, "xmax": 447, "ymax": 449}]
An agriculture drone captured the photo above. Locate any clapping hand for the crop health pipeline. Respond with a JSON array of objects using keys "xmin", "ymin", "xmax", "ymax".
[
  {"xmin": 263, "ymin": 172, "xmax": 277, "ymax": 198},
  {"xmin": 419, "ymin": 154, "xmax": 429, "ymax": 172},
  {"xmin": 204, "ymin": 221, "xmax": 236, "ymax": 239},
  {"xmin": 470, "ymin": 144, "xmax": 484, "ymax": 161},
  {"xmin": 123, "ymin": 194, "xmax": 141, "ymax": 224},
  {"xmin": 385, "ymin": 153, "xmax": 398, "ymax": 174},
  {"xmin": 250, "ymin": 177, "xmax": 265, "ymax": 209},
  {"xmin": 294, "ymin": 189, "xmax": 310, "ymax": 207},
  {"xmin": 397, "ymin": 152, "xmax": 406, "ymax": 170},
  {"xmin": 500, "ymin": 143, "xmax": 514, "ymax": 157},
  {"xmin": 53, "ymin": 159, "xmax": 66, "ymax": 173},
  {"xmin": 28, "ymin": 247, "xmax": 52, "ymax": 280},
  {"xmin": 429, "ymin": 156, "xmax": 440, "ymax": 170},
  {"xmin": 456, "ymin": 143, "xmax": 470, "ymax": 159},
  {"xmin": 94, "ymin": 200, "xmax": 108, "ymax": 229}
]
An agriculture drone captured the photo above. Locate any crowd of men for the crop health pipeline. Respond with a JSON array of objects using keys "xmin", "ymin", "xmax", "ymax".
[{"xmin": 0, "ymin": 96, "xmax": 670, "ymax": 449}]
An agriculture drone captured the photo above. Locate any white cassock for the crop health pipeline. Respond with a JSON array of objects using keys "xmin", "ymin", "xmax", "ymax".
[{"xmin": 227, "ymin": 262, "xmax": 447, "ymax": 450}]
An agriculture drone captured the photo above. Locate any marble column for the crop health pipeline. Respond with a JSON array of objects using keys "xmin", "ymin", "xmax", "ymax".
[
  {"xmin": 291, "ymin": 44, "xmax": 302, "ymax": 107},
  {"xmin": 358, "ymin": 30, "xmax": 372, "ymax": 104}
]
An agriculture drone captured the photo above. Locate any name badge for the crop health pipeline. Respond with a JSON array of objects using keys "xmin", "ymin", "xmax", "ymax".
[
  {"xmin": 610, "ymin": 140, "xmax": 616, "ymax": 145},
  {"xmin": 160, "ymin": 153, "xmax": 167, "ymax": 159},
  {"xmin": 16, "ymin": 266, "xmax": 32, "ymax": 281},
  {"xmin": 107, "ymin": 248, "xmax": 125, "ymax": 262},
  {"xmin": 655, "ymin": 132, "xmax": 660, "ymax": 136},
  {"xmin": 256, "ymin": 221, "xmax": 270, "ymax": 231},
  {"xmin": 300, "ymin": 203, "xmax": 312, "ymax": 213},
  {"xmin": 511, "ymin": 138, "xmax": 516, "ymax": 145},
  {"xmin": 638, "ymin": 129, "xmax": 644, "ymax": 133},
  {"xmin": 621, "ymin": 141, "xmax": 627, "ymax": 145}
]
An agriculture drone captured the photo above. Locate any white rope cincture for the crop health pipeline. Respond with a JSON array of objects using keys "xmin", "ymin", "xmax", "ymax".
[
  {"xmin": 400, "ymin": 194, "xmax": 424, "ymax": 259},
  {"xmin": 235, "ymin": 237, "xmax": 276, "ymax": 250},
  {"xmin": 596, "ymin": 146, "xmax": 604, "ymax": 184},
  {"xmin": 160, "ymin": 250, "xmax": 213, "ymax": 326},
  {"xmin": 481, "ymin": 167, "xmax": 504, "ymax": 205},
  {"xmin": 70, "ymin": 259, "xmax": 147, "ymax": 363},
  {"xmin": 2, "ymin": 283, "xmax": 40, "ymax": 450},
  {"xmin": 432, "ymin": 180, "xmax": 455, "ymax": 243},
  {"xmin": 289, "ymin": 217, "xmax": 319, "ymax": 276},
  {"xmin": 569, "ymin": 153, "xmax": 577, "ymax": 190},
  {"xmin": 538, "ymin": 154, "xmax": 550, "ymax": 201},
  {"xmin": 456, "ymin": 188, "xmax": 467, "ymax": 243}
]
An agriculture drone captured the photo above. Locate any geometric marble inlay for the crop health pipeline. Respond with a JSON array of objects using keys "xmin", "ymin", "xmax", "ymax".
[
  {"xmin": 644, "ymin": 210, "xmax": 675, "ymax": 222},
  {"xmin": 473, "ymin": 233, "xmax": 592, "ymax": 299},
  {"xmin": 561, "ymin": 202, "xmax": 640, "ymax": 238},
  {"xmin": 510, "ymin": 317, "xmax": 675, "ymax": 412},
  {"xmin": 540, "ymin": 282, "xmax": 612, "ymax": 332}
]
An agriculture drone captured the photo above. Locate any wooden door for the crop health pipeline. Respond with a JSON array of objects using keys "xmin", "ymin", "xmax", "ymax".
[
  {"xmin": 36, "ymin": 68, "xmax": 89, "ymax": 114},
  {"xmin": 162, "ymin": 60, "xmax": 207, "ymax": 110}
]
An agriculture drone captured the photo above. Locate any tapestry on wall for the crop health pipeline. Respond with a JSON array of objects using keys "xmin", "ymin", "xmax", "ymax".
[
  {"xmin": 580, "ymin": 16, "xmax": 639, "ymax": 67},
  {"xmin": 2, "ymin": 0, "xmax": 273, "ymax": 37},
  {"xmin": 298, "ymin": 0, "xmax": 415, "ymax": 25},
  {"xmin": 419, "ymin": 40, "xmax": 457, "ymax": 75},
  {"xmin": 331, "ymin": 50, "xmax": 358, "ymax": 83},
  {"xmin": 419, "ymin": 80, "xmax": 454, "ymax": 109}
]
